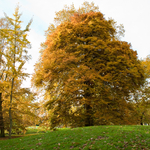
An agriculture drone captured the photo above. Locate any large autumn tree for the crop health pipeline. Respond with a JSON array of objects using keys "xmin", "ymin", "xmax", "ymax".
[{"xmin": 33, "ymin": 11, "xmax": 145, "ymax": 128}]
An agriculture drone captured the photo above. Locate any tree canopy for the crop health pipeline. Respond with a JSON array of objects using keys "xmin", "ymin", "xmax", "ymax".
[{"xmin": 32, "ymin": 11, "xmax": 145, "ymax": 129}]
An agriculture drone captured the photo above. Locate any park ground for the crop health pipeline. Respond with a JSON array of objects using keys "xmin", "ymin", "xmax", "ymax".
[{"xmin": 0, "ymin": 125, "xmax": 150, "ymax": 150}]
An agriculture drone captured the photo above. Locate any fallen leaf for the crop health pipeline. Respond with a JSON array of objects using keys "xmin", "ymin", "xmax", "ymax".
[
  {"xmin": 36, "ymin": 143, "xmax": 42, "ymax": 146},
  {"xmin": 70, "ymin": 146, "xmax": 74, "ymax": 149}
]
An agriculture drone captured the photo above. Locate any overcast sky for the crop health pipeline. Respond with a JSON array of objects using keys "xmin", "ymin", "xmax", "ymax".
[{"xmin": 0, "ymin": 0, "xmax": 150, "ymax": 88}]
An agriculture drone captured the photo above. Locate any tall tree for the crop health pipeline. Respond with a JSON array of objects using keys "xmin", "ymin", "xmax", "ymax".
[
  {"xmin": 33, "ymin": 11, "xmax": 145, "ymax": 129},
  {"xmin": 0, "ymin": 6, "xmax": 32, "ymax": 138},
  {"xmin": 0, "ymin": 17, "xmax": 11, "ymax": 137}
]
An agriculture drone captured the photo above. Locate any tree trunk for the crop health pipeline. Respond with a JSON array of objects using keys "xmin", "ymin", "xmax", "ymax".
[
  {"xmin": 9, "ymin": 77, "xmax": 14, "ymax": 139},
  {"xmin": 0, "ymin": 93, "xmax": 5, "ymax": 137},
  {"xmin": 9, "ymin": 107, "xmax": 12, "ymax": 139},
  {"xmin": 84, "ymin": 85, "xmax": 94, "ymax": 127},
  {"xmin": 140, "ymin": 114, "xmax": 143, "ymax": 125},
  {"xmin": 85, "ymin": 104, "xmax": 93, "ymax": 126}
]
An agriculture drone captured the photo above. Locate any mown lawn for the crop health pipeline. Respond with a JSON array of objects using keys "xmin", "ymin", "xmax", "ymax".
[{"xmin": 0, "ymin": 125, "xmax": 150, "ymax": 150}]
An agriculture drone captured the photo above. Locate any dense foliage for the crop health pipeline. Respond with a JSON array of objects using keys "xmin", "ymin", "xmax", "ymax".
[{"xmin": 33, "ymin": 11, "xmax": 145, "ymax": 129}]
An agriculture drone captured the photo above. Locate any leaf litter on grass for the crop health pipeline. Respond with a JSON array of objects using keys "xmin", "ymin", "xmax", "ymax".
[{"xmin": 1, "ymin": 125, "xmax": 150, "ymax": 150}]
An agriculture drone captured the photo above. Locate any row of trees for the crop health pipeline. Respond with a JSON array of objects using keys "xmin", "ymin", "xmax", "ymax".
[{"xmin": 0, "ymin": 2, "xmax": 150, "ymax": 138}]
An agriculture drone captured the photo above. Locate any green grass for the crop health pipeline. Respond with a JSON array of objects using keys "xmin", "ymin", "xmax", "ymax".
[
  {"xmin": 0, "ymin": 125, "xmax": 150, "ymax": 150},
  {"xmin": 25, "ymin": 126, "xmax": 47, "ymax": 135}
]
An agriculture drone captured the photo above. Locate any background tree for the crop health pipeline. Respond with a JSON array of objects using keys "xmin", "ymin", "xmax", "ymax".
[
  {"xmin": 0, "ymin": 17, "xmax": 11, "ymax": 137},
  {"xmin": 0, "ymin": 6, "xmax": 35, "ymax": 138},
  {"xmin": 142, "ymin": 55, "xmax": 150, "ymax": 78},
  {"xmin": 131, "ymin": 55, "xmax": 150, "ymax": 125},
  {"xmin": 130, "ymin": 84, "xmax": 150, "ymax": 125},
  {"xmin": 32, "ymin": 11, "xmax": 145, "ymax": 129}
]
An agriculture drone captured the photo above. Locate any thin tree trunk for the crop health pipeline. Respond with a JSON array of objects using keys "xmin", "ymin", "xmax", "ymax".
[
  {"xmin": 9, "ymin": 21, "xmax": 16, "ymax": 139},
  {"xmin": 9, "ymin": 77, "xmax": 14, "ymax": 139},
  {"xmin": 0, "ymin": 93, "xmax": 5, "ymax": 137},
  {"xmin": 140, "ymin": 116, "xmax": 143, "ymax": 125},
  {"xmin": 9, "ymin": 107, "xmax": 12, "ymax": 139}
]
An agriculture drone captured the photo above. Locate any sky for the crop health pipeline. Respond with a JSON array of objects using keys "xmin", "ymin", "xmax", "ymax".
[{"xmin": 0, "ymin": 0, "xmax": 150, "ymax": 88}]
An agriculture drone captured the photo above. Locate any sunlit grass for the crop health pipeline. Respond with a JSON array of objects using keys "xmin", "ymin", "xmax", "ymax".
[
  {"xmin": 25, "ymin": 126, "xmax": 47, "ymax": 135},
  {"xmin": 0, "ymin": 125, "xmax": 150, "ymax": 150}
]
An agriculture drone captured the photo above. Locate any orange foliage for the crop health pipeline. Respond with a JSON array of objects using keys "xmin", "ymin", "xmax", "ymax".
[{"xmin": 33, "ymin": 11, "xmax": 145, "ymax": 129}]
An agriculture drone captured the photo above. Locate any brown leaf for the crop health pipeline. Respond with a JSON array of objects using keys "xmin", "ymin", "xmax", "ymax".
[{"xmin": 36, "ymin": 142, "xmax": 42, "ymax": 146}]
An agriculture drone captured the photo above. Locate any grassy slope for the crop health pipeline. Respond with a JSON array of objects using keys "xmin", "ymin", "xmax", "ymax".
[{"xmin": 0, "ymin": 125, "xmax": 150, "ymax": 150}]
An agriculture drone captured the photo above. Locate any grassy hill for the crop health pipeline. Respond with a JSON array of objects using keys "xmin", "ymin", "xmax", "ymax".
[{"xmin": 0, "ymin": 125, "xmax": 150, "ymax": 150}]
